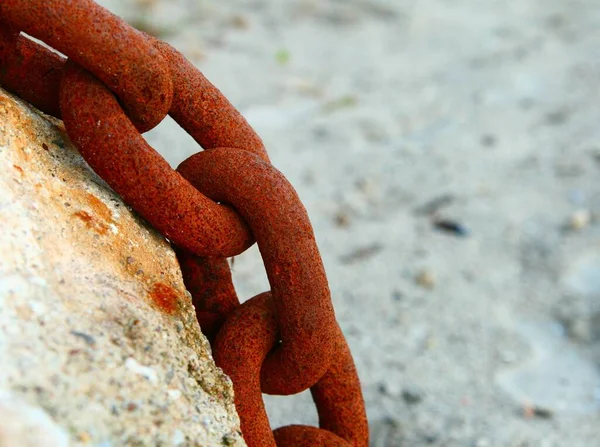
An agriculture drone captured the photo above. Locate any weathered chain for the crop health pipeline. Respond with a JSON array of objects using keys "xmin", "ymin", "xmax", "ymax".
[{"xmin": 0, "ymin": 1, "xmax": 368, "ymax": 445}]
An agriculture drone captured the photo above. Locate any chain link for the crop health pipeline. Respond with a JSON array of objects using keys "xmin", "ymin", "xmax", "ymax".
[
  {"xmin": 214, "ymin": 292, "xmax": 367, "ymax": 447},
  {"xmin": 0, "ymin": 1, "xmax": 368, "ymax": 445},
  {"xmin": 1, "ymin": 0, "xmax": 172, "ymax": 131}
]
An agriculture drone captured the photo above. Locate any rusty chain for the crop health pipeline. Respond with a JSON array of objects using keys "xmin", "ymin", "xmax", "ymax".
[{"xmin": 0, "ymin": 1, "xmax": 369, "ymax": 445}]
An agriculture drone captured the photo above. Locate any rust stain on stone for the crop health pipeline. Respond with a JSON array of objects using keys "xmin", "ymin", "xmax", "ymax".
[
  {"xmin": 84, "ymin": 192, "xmax": 113, "ymax": 222},
  {"xmin": 72, "ymin": 210, "xmax": 109, "ymax": 235},
  {"xmin": 149, "ymin": 282, "xmax": 179, "ymax": 314},
  {"xmin": 70, "ymin": 193, "xmax": 116, "ymax": 236}
]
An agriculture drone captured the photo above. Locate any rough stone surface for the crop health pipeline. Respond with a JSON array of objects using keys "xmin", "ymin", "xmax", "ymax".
[{"xmin": 0, "ymin": 88, "xmax": 246, "ymax": 447}]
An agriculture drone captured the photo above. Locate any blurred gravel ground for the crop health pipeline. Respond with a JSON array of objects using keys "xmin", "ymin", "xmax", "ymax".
[{"xmin": 97, "ymin": 1, "xmax": 600, "ymax": 445}]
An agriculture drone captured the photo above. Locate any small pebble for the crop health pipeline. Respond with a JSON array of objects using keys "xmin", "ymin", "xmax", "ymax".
[
  {"xmin": 334, "ymin": 210, "xmax": 350, "ymax": 228},
  {"xmin": 222, "ymin": 433, "xmax": 238, "ymax": 446},
  {"xmin": 70, "ymin": 330, "xmax": 96, "ymax": 346},
  {"xmin": 78, "ymin": 432, "xmax": 92, "ymax": 442},
  {"xmin": 532, "ymin": 406, "xmax": 554, "ymax": 419},
  {"xmin": 355, "ymin": 177, "xmax": 377, "ymax": 195},
  {"xmin": 415, "ymin": 270, "xmax": 435, "ymax": 289},
  {"xmin": 522, "ymin": 402, "xmax": 554, "ymax": 419},
  {"xmin": 230, "ymin": 15, "xmax": 249, "ymax": 29},
  {"xmin": 433, "ymin": 218, "xmax": 470, "ymax": 237},
  {"xmin": 125, "ymin": 357, "xmax": 158, "ymax": 383},
  {"xmin": 569, "ymin": 209, "xmax": 591, "ymax": 230},
  {"xmin": 402, "ymin": 385, "xmax": 424, "ymax": 404},
  {"xmin": 391, "ymin": 290, "xmax": 403, "ymax": 301}
]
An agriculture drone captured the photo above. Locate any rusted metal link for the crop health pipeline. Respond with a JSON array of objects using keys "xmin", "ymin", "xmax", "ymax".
[
  {"xmin": 0, "ymin": 27, "xmax": 64, "ymax": 118},
  {"xmin": 0, "ymin": 0, "xmax": 172, "ymax": 132},
  {"xmin": 150, "ymin": 37, "xmax": 269, "ymax": 161},
  {"xmin": 0, "ymin": 29, "xmax": 267, "ymax": 163},
  {"xmin": 304, "ymin": 323, "xmax": 368, "ymax": 445},
  {"xmin": 214, "ymin": 292, "xmax": 276, "ymax": 446},
  {"xmin": 59, "ymin": 60, "xmax": 254, "ymax": 256},
  {"xmin": 273, "ymin": 427, "xmax": 350, "ymax": 447},
  {"xmin": 213, "ymin": 292, "xmax": 368, "ymax": 447},
  {"xmin": 0, "ymin": 30, "xmax": 267, "ymax": 255},
  {"xmin": 150, "ymin": 35, "xmax": 264, "ymax": 343},
  {"xmin": 174, "ymin": 249, "xmax": 239, "ymax": 341},
  {"xmin": 177, "ymin": 147, "xmax": 338, "ymax": 394}
]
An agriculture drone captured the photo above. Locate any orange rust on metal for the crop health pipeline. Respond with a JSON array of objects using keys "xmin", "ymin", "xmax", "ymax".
[
  {"xmin": 214, "ymin": 293, "xmax": 276, "ymax": 447},
  {"xmin": 177, "ymin": 147, "xmax": 337, "ymax": 394},
  {"xmin": 214, "ymin": 293, "xmax": 368, "ymax": 447},
  {"xmin": 274, "ymin": 427, "xmax": 349, "ymax": 446},
  {"xmin": 306, "ymin": 324, "xmax": 369, "ymax": 445},
  {"xmin": 0, "ymin": 0, "xmax": 172, "ymax": 131},
  {"xmin": 0, "ymin": 27, "xmax": 64, "ymax": 118},
  {"xmin": 149, "ymin": 282, "xmax": 179, "ymax": 314},
  {"xmin": 58, "ymin": 61, "xmax": 254, "ymax": 257},
  {"xmin": 175, "ymin": 249, "xmax": 240, "ymax": 341},
  {"xmin": 150, "ymin": 37, "xmax": 269, "ymax": 161}
]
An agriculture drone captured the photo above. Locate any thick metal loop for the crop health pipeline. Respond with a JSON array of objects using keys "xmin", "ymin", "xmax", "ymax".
[
  {"xmin": 214, "ymin": 292, "xmax": 278, "ymax": 447},
  {"xmin": 177, "ymin": 147, "xmax": 337, "ymax": 394},
  {"xmin": 0, "ymin": 29, "xmax": 268, "ymax": 258},
  {"xmin": 58, "ymin": 61, "xmax": 254, "ymax": 257},
  {"xmin": 0, "ymin": 0, "xmax": 172, "ymax": 132},
  {"xmin": 306, "ymin": 325, "xmax": 369, "ymax": 446},
  {"xmin": 272, "ymin": 320, "xmax": 369, "ymax": 446},
  {"xmin": 0, "ymin": 27, "xmax": 64, "ymax": 118},
  {"xmin": 213, "ymin": 293, "xmax": 368, "ymax": 447},
  {"xmin": 272, "ymin": 321, "xmax": 369, "ymax": 446},
  {"xmin": 149, "ymin": 37, "xmax": 269, "ymax": 161},
  {"xmin": 273, "ymin": 426, "xmax": 349, "ymax": 446},
  {"xmin": 174, "ymin": 249, "xmax": 240, "ymax": 341},
  {"xmin": 0, "ymin": 29, "xmax": 268, "ymax": 162}
]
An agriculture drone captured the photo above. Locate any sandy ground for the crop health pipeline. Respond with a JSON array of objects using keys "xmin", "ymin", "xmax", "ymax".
[{"xmin": 94, "ymin": 1, "xmax": 600, "ymax": 445}]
